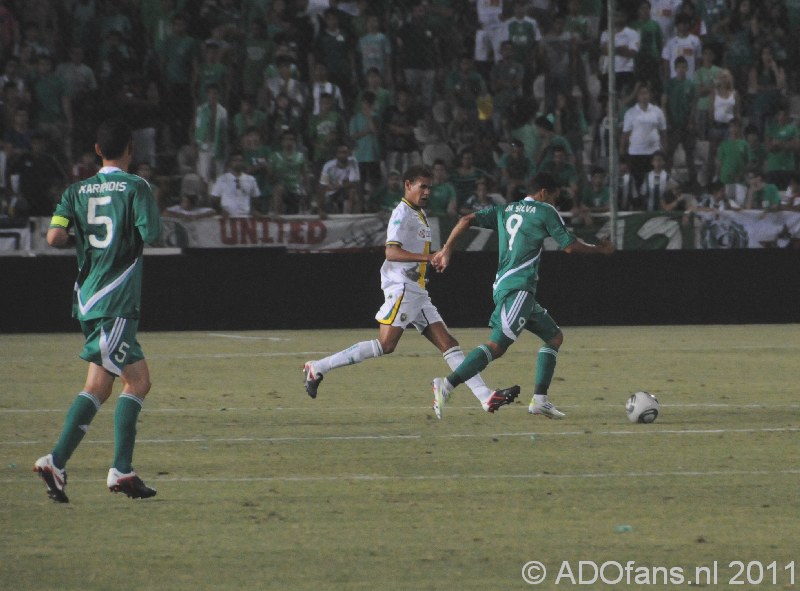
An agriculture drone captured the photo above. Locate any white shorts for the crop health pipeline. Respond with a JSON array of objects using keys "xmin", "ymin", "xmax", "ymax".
[{"xmin": 375, "ymin": 286, "xmax": 443, "ymax": 332}]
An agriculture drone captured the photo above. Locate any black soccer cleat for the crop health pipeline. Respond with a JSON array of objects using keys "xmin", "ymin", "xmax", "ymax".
[
  {"xmin": 107, "ymin": 469, "xmax": 157, "ymax": 499},
  {"xmin": 482, "ymin": 385, "xmax": 521, "ymax": 413}
]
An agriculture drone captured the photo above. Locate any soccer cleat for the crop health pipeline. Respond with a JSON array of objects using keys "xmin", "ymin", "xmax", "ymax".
[
  {"xmin": 432, "ymin": 377, "xmax": 449, "ymax": 420},
  {"xmin": 482, "ymin": 385, "xmax": 521, "ymax": 413},
  {"xmin": 107, "ymin": 468, "xmax": 157, "ymax": 499},
  {"xmin": 34, "ymin": 454, "xmax": 69, "ymax": 503},
  {"xmin": 528, "ymin": 399, "xmax": 566, "ymax": 419},
  {"xmin": 302, "ymin": 361, "xmax": 323, "ymax": 399}
]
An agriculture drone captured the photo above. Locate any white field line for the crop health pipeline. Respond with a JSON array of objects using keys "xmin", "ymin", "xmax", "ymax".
[
  {"xmin": 205, "ymin": 333, "xmax": 288, "ymax": 341},
  {"xmin": 2, "ymin": 426, "xmax": 799, "ymax": 447},
  {"xmin": 2, "ymin": 402, "xmax": 799, "ymax": 414},
  {"xmin": 2, "ymin": 468, "xmax": 800, "ymax": 486}
]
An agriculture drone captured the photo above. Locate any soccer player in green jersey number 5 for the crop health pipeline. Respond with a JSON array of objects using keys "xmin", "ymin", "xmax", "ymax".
[
  {"xmin": 34, "ymin": 119, "xmax": 162, "ymax": 502},
  {"xmin": 430, "ymin": 172, "xmax": 614, "ymax": 419}
]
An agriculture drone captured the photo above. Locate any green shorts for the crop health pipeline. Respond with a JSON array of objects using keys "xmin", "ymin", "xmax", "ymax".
[
  {"xmin": 488, "ymin": 290, "xmax": 561, "ymax": 349},
  {"xmin": 79, "ymin": 317, "xmax": 144, "ymax": 376}
]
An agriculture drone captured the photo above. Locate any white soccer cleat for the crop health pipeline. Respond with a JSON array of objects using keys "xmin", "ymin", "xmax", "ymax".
[
  {"xmin": 528, "ymin": 399, "xmax": 566, "ymax": 419},
  {"xmin": 432, "ymin": 377, "xmax": 449, "ymax": 420},
  {"xmin": 107, "ymin": 468, "xmax": 157, "ymax": 499},
  {"xmin": 34, "ymin": 454, "xmax": 68, "ymax": 503},
  {"xmin": 303, "ymin": 361, "xmax": 323, "ymax": 399}
]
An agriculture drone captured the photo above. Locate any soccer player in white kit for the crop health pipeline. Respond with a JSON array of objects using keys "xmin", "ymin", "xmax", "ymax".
[{"xmin": 303, "ymin": 165, "xmax": 519, "ymax": 418}]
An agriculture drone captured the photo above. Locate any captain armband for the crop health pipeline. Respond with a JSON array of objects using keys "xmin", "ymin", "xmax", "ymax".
[{"xmin": 50, "ymin": 215, "xmax": 71, "ymax": 229}]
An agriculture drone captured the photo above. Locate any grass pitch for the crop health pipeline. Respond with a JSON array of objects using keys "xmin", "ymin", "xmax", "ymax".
[{"xmin": 1, "ymin": 326, "xmax": 799, "ymax": 591}]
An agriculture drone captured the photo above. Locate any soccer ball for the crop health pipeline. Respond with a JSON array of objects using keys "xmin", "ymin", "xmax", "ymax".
[{"xmin": 625, "ymin": 391, "xmax": 661, "ymax": 423}]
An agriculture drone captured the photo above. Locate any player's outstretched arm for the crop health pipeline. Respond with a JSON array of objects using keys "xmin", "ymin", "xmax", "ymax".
[
  {"xmin": 46, "ymin": 227, "xmax": 73, "ymax": 248},
  {"xmin": 433, "ymin": 213, "xmax": 476, "ymax": 271},
  {"xmin": 564, "ymin": 237, "xmax": 614, "ymax": 255}
]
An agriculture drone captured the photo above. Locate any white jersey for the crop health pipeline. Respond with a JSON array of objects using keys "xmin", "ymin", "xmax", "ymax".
[
  {"xmin": 661, "ymin": 34, "xmax": 702, "ymax": 79},
  {"xmin": 379, "ymin": 198, "xmax": 431, "ymax": 293}
]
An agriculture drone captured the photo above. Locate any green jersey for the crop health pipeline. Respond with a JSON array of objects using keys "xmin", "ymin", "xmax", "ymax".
[
  {"xmin": 269, "ymin": 150, "xmax": 306, "ymax": 193},
  {"xmin": 474, "ymin": 197, "xmax": 575, "ymax": 300},
  {"xmin": 663, "ymin": 77, "xmax": 696, "ymax": 127},
  {"xmin": 717, "ymin": 138, "xmax": 753, "ymax": 184},
  {"xmin": 50, "ymin": 167, "xmax": 161, "ymax": 321},
  {"xmin": 765, "ymin": 123, "xmax": 799, "ymax": 173}
]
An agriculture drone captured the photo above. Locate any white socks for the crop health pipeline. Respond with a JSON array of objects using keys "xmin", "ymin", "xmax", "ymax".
[
  {"xmin": 442, "ymin": 346, "xmax": 492, "ymax": 404},
  {"xmin": 314, "ymin": 339, "xmax": 383, "ymax": 375}
]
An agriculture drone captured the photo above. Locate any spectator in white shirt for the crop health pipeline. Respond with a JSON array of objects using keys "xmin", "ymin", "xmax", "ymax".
[
  {"xmin": 650, "ymin": 0, "xmax": 682, "ymax": 41},
  {"xmin": 317, "ymin": 142, "xmax": 361, "ymax": 215},
  {"xmin": 661, "ymin": 14, "xmax": 702, "ymax": 80},
  {"xmin": 621, "ymin": 84, "xmax": 667, "ymax": 187},
  {"xmin": 210, "ymin": 152, "xmax": 262, "ymax": 217},
  {"xmin": 599, "ymin": 11, "xmax": 640, "ymax": 97}
]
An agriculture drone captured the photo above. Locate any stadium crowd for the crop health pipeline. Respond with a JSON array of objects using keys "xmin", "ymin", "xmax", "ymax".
[{"xmin": 0, "ymin": 0, "xmax": 799, "ymax": 224}]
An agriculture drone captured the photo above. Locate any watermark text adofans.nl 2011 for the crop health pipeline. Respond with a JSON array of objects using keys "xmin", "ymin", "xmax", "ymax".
[{"xmin": 521, "ymin": 560, "xmax": 796, "ymax": 586}]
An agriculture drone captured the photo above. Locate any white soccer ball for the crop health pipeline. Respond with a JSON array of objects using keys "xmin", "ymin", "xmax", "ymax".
[{"xmin": 625, "ymin": 391, "xmax": 661, "ymax": 423}]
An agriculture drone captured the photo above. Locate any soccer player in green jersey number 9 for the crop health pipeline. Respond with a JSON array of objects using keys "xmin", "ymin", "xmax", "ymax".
[
  {"xmin": 430, "ymin": 172, "xmax": 614, "ymax": 419},
  {"xmin": 34, "ymin": 119, "xmax": 162, "ymax": 502}
]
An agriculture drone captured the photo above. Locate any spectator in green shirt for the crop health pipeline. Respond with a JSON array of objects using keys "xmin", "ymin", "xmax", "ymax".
[
  {"xmin": 746, "ymin": 171, "xmax": 781, "ymax": 211},
  {"xmin": 693, "ymin": 46, "xmax": 723, "ymax": 141},
  {"xmin": 574, "ymin": 165, "xmax": 610, "ymax": 226},
  {"xmin": 661, "ymin": 56, "xmax": 697, "ymax": 188},
  {"xmin": 427, "ymin": 159, "xmax": 458, "ymax": 218},
  {"xmin": 307, "ymin": 92, "xmax": 347, "ymax": 173},
  {"xmin": 764, "ymin": 103, "xmax": 799, "ymax": 190},
  {"xmin": 498, "ymin": 139, "xmax": 533, "ymax": 202},
  {"xmin": 268, "ymin": 131, "xmax": 309, "ymax": 214},
  {"xmin": 715, "ymin": 119, "xmax": 754, "ymax": 206},
  {"xmin": 538, "ymin": 145, "xmax": 578, "ymax": 211},
  {"xmin": 233, "ymin": 95, "xmax": 268, "ymax": 144},
  {"xmin": 157, "ymin": 13, "xmax": 199, "ymax": 147},
  {"xmin": 30, "ymin": 54, "xmax": 72, "ymax": 159},
  {"xmin": 445, "ymin": 54, "xmax": 488, "ymax": 118},
  {"xmin": 369, "ymin": 169, "xmax": 404, "ymax": 213},
  {"xmin": 349, "ymin": 91, "xmax": 382, "ymax": 196},
  {"xmin": 744, "ymin": 123, "xmax": 767, "ymax": 176}
]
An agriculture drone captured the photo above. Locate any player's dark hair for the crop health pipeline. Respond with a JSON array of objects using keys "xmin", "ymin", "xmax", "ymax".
[
  {"xmin": 674, "ymin": 55, "xmax": 688, "ymax": 67},
  {"xmin": 96, "ymin": 118, "xmax": 132, "ymax": 160},
  {"xmin": 708, "ymin": 180, "xmax": 724, "ymax": 193},
  {"xmin": 404, "ymin": 165, "xmax": 433, "ymax": 184},
  {"xmin": 531, "ymin": 172, "xmax": 559, "ymax": 194}
]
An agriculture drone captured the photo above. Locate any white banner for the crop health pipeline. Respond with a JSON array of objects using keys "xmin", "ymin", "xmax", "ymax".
[
  {"xmin": 694, "ymin": 210, "xmax": 800, "ymax": 249},
  {"xmin": 161, "ymin": 214, "xmax": 390, "ymax": 251},
  {"xmin": 11, "ymin": 212, "xmax": 800, "ymax": 253}
]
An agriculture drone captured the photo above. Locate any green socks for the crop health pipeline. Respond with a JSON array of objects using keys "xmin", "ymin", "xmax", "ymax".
[
  {"xmin": 534, "ymin": 346, "xmax": 559, "ymax": 395},
  {"xmin": 447, "ymin": 345, "xmax": 493, "ymax": 388},
  {"xmin": 113, "ymin": 393, "xmax": 144, "ymax": 473},
  {"xmin": 51, "ymin": 392, "xmax": 101, "ymax": 469}
]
